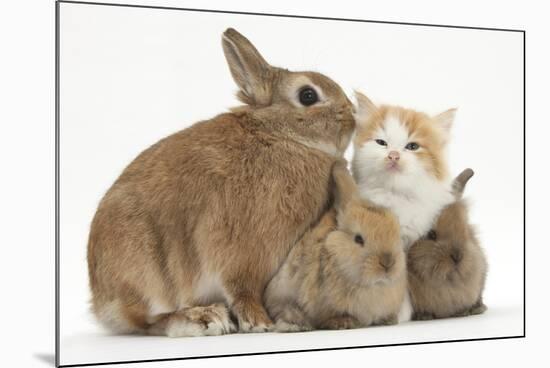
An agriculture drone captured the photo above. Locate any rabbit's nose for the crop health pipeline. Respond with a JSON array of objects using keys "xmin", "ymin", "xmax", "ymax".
[
  {"xmin": 450, "ymin": 248, "xmax": 463, "ymax": 265},
  {"xmin": 379, "ymin": 252, "xmax": 395, "ymax": 271},
  {"xmin": 388, "ymin": 151, "xmax": 400, "ymax": 161}
]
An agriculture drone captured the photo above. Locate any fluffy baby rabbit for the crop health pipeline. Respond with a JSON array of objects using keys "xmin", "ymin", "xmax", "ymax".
[
  {"xmin": 87, "ymin": 29, "xmax": 355, "ymax": 337},
  {"xmin": 264, "ymin": 161, "xmax": 407, "ymax": 331},
  {"xmin": 407, "ymin": 169, "xmax": 488, "ymax": 320}
]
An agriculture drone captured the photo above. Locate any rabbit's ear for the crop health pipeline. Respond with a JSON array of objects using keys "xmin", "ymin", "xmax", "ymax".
[
  {"xmin": 332, "ymin": 159, "xmax": 360, "ymax": 212},
  {"xmin": 452, "ymin": 168, "xmax": 474, "ymax": 199},
  {"xmin": 222, "ymin": 28, "xmax": 274, "ymax": 106}
]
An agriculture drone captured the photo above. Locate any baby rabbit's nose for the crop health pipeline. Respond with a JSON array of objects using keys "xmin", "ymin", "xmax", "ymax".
[
  {"xmin": 379, "ymin": 252, "xmax": 395, "ymax": 271},
  {"xmin": 450, "ymin": 248, "xmax": 463, "ymax": 265}
]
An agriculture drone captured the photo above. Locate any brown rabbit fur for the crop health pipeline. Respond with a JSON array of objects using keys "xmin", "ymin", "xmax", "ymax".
[
  {"xmin": 407, "ymin": 169, "xmax": 488, "ymax": 320},
  {"xmin": 87, "ymin": 28, "xmax": 355, "ymax": 337},
  {"xmin": 264, "ymin": 161, "xmax": 406, "ymax": 331}
]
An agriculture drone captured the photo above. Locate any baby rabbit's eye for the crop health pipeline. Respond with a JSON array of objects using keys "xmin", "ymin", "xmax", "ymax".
[
  {"xmin": 405, "ymin": 142, "xmax": 420, "ymax": 151},
  {"xmin": 375, "ymin": 139, "xmax": 387, "ymax": 147},
  {"xmin": 354, "ymin": 234, "xmax": 364, "ymax": 246},
  {"xmin": 298, "ymin": 87, "xmax": 319, "ymax": 106},
  {"xmin": 427, "ymin": 230, "xmax": 437, "ymax": 240}
]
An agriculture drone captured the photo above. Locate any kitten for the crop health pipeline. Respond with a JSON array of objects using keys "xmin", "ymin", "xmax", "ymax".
[{"xmin": 352, "ymin": 92, "xmax": 457, "ymax": 322}]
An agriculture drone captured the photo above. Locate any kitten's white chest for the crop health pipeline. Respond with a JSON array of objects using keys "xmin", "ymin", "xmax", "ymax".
[
  {"xmin": 359, "ymin": 182, "xmax": 453, "ymax": 248},
  {"xmin": 391, "ymin": 194, "xmax": 443, "ymax": 247}
]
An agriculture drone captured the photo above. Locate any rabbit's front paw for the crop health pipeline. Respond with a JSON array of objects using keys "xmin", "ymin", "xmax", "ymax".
[
  {"xmin": 375, "ymin": 314, "xmax": 398, "ymax": 326},
  {"xmin": 274, "ymin": 319, "xmax": 312, "ymax": 332},
  {"xmin": 319, "ymin": 315, "xmax": 360, "ymax": 330},
  {"xmin": 412, "ymin": 311, "xmax": 436, "ymax": 321},
  {"xmin": 273, "ymin": 304, "xmax": 310, "ymax": 329},
  {"xmin": 468, "ymin": 300, "xmax": 487, "ymax": 316},
  {"xmin": 453, "ymin": 301, "xmax": 487, "ymax": 318},
  {"xmin": 232, "ymin": 298, "xmax": 274, "ymax": 333}
]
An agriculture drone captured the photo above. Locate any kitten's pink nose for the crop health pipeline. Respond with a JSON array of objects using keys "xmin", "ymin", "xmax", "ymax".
[{"xmin": 388, "ymin": 151, "xmax": 400, "ymax": 161}]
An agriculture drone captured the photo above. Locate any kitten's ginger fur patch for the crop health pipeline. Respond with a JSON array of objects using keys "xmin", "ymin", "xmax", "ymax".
[
  {"xmin": 354, "ymin": 100, "xmax": 453, "ymax": 180},
  {"xmin": 352, "ymin": 91, "xmax": 455, "ymax": 249}
]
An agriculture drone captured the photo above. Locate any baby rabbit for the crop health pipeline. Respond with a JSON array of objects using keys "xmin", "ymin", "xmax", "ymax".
[
  {"xmin": 87, "ymin": 28, "xmax": 355, "ymax": 337},
  {"xmin": 407, "ymin": 169, "xmax": 488, "ymax": 320},
  {"xmin": 264, "ymin": 160, "xmax": 407, "ymax": 331}
]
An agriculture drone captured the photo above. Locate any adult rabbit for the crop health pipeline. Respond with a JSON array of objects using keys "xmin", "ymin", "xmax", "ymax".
[{"xmin": 87, "ymin": 28, "xmax": 355, "ymax": 337}]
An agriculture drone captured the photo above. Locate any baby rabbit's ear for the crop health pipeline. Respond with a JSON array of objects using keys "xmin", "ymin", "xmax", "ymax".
[
  {"xmin": 222, "ymin": 28, "xmax": 275, "ymax": 106},
  {"xmin": 452, "ymin": 168, "xmax": 474, "ymax": 199},
  {"xmin": 332, "ymin": 159, "xmax": 360, "ymax": 212}
]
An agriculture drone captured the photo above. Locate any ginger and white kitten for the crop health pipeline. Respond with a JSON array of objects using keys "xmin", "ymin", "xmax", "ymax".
[{"xmin": 352, "ymin": 92, "xmax": 457, "ymax": 322}]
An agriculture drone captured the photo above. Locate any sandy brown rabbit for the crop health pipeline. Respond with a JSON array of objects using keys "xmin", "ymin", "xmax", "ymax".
[
  {"xmin": 87, "ymin": 28, "xmax": 355, "ymax": 337},
  {"xmin": 264, "ymin": 161, "xmax": 407, "ymax": 331},
  {"xmin": 407, "ymin": 169, "xmax": 488, "ymax": 320}
]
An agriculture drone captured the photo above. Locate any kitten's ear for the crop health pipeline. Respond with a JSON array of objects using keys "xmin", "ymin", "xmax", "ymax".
[
  {"xmin": 433, "ymin": 108, "xmax": 457, "ymax": 140},
  {"xmin": 353, "ymin": 91, "xmax": 379, "ymax": 129}
]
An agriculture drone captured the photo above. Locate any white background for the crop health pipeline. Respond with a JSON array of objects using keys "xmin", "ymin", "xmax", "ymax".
[
  {"xmin": 58, "ymin": 2, "xmax": 524, "ymax": 363},
  {"xmin": 1, "ymin": 0, "xmax": 547, "ymax": 367}
]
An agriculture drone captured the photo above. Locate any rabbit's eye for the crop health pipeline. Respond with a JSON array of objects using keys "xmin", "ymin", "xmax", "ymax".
[
  {"xmin": 375, "ymin": 139, "xmax": 387, "ymax": 147},
  {"xmin": 427, "ymin": 230, "xmax": 437, "ymax": 240},
  {"xmin": 299, "ymin": 87, "xmax": 319, "ymax": 106},
  {"xmin": 354, "ymin": 234, "xmax": 364, "ymax": 246}
]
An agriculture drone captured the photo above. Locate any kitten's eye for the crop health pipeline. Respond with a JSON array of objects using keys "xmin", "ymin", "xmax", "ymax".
[
  {"xmin": 354, "ymin": 234, "xmax": 365, "ymax": 246},
  {"xmin": 375, "ymin": 139, "xmax": 387, "ymax": 147},
  {"xmin": 427, "ymin": 230, "xmax": 437, "ymax": 241},
  {"xmin": 405, "ymin": 142, "xmax": 420, "ymax": 151},
  {"xmin": 298, "ymin": 87, "xmax": 319, "ymax": 106}
]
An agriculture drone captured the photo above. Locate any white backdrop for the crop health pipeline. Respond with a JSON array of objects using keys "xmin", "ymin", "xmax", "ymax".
[
  {"xmin": 57, "ymin": 1, "xmax": 523, "ymax": 366},
  {"xmin": 7, "ymin": 0, "xmax": 550, "ymax": 368}
]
